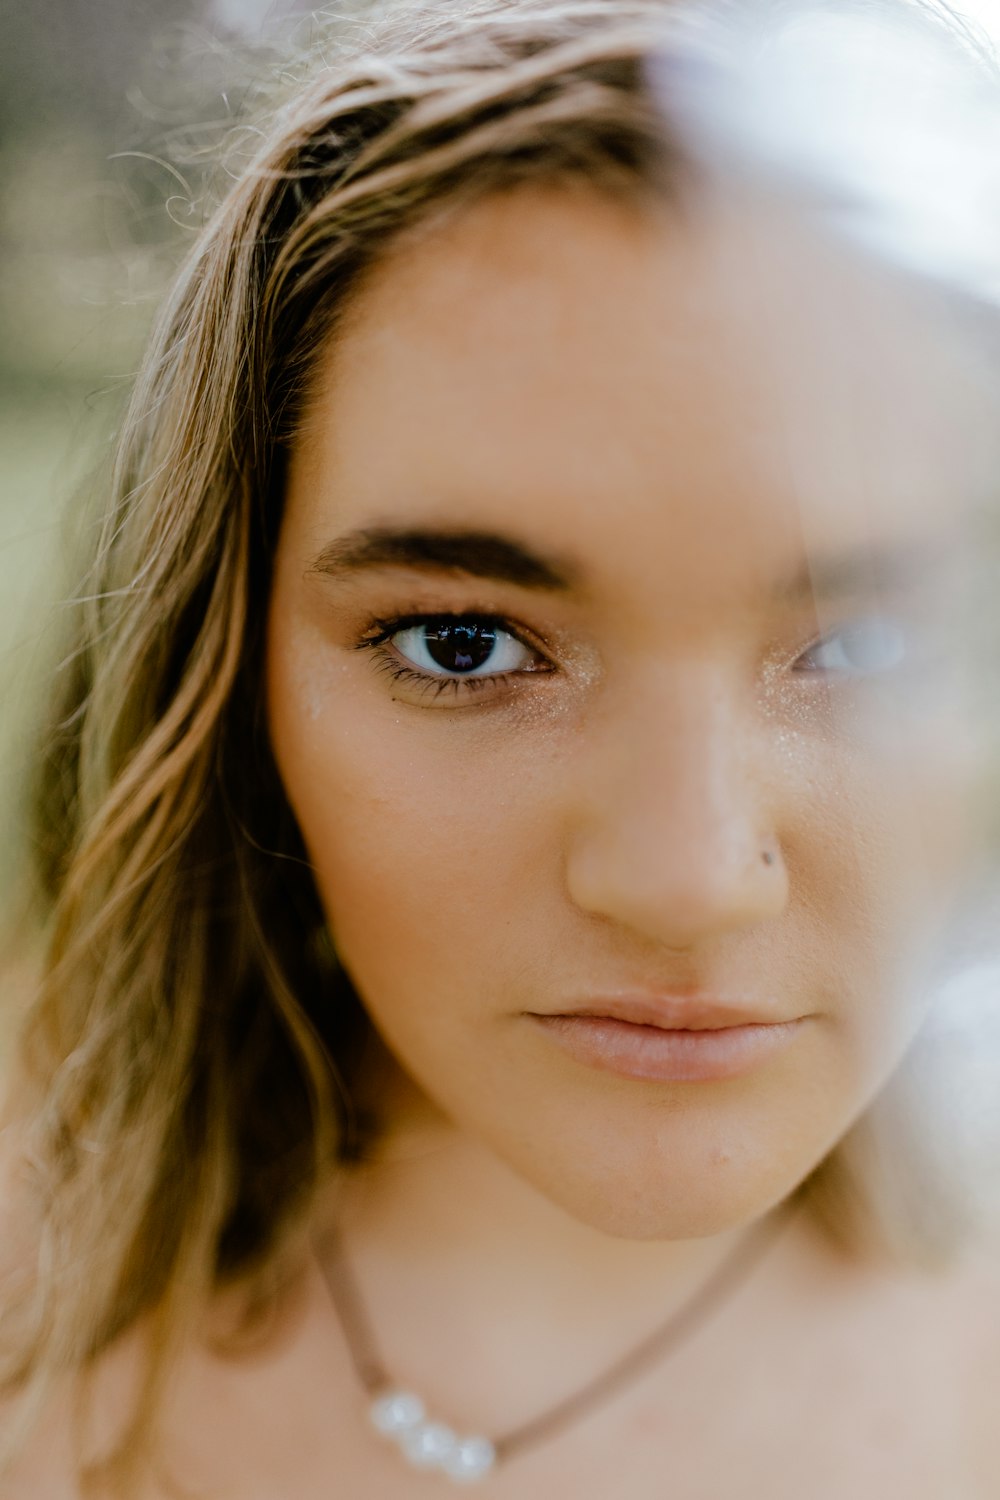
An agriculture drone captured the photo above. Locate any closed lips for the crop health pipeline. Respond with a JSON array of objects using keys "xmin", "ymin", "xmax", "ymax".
[
  {"xmin": 526, "ymin": 1000, "xmax": 808, "ymax": 1083},
  {"xmin": 533, "ymin": 995, "xmax": 798, "ymax": 1029}
]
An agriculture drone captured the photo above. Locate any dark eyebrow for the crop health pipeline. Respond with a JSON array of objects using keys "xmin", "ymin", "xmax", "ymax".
[
  {"xmin": 308, "ymin": 526, "xmax": 576, "ymax": 590},
  {"xmin": 309, "ymin": 524, "xmax": 955, "ymax": 602}
]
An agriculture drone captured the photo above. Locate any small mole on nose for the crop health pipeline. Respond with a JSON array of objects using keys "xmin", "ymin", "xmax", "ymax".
[{"xmin": 761, "ymin": 849, "xmax": 775, "ymax": 866}]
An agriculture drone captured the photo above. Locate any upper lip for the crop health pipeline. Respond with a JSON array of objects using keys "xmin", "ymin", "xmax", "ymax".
[{"xmin": 535, "ymin": 994, "xmax": 797, "ymax": 1031}]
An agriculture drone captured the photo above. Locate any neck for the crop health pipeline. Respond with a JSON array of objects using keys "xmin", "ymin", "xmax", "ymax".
[{"xmin": 320, "ymin": 1043, "xmax": 804, "ymax": 1399}]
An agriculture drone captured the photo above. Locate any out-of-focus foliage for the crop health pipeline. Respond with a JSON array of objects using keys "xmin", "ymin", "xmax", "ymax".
[{"xmin": 0, "ymin": 0, "xmax": 311, "ymax": 908}]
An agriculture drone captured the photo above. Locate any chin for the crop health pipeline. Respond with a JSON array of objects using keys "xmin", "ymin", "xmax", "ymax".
[
  {"xmin": 482, "ymin": 1110, "xmax": 832, "ymax": 1242},
  {"xmin": 539, "ymin": 1168, "xmax": 801, "ymax": 1242}
]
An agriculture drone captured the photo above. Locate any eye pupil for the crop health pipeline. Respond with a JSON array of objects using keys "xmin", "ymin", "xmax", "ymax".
[{"xmin": 424, "ymin": 620, "xmax": 498, "ymax": 674}]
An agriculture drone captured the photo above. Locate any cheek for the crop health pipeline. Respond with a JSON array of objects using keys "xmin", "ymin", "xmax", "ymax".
[
  {"xmin": 802, "ymin": 731, "xmax": 980, "ymax": 1067},
  {"xmin": 857, "ymin": 731, "xmax": 979, "ymax": 945},
  {"xmin": 266, "ymin": 619, "xmax": 568, "ymax": 1014}
]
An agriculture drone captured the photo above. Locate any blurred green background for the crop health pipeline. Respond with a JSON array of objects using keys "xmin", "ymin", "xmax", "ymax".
[{"xmin": 0, "ymin": 0, "xmax": 311, "ymax": 904}]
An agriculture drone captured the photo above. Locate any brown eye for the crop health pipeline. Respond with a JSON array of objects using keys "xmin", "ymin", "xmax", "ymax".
[{"xmin": 391, "ymin": 617, "xmax": 538, "ymax": 677}]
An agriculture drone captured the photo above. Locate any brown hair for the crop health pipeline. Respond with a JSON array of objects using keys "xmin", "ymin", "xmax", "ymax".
[{"xmin": 1, "ymin": 0, "xmax": 994, "ymax": 1490}]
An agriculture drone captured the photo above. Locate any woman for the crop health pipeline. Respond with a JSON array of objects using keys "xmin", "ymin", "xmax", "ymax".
[{"xmin": 2, "ymin": 0, "xmax": 1000, "ymax": 1494}]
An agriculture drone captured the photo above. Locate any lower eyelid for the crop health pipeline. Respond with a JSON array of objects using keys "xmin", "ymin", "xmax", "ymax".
[{"xmin": 371, "ymin": 650, "xmax": 523, "ymax": 703}]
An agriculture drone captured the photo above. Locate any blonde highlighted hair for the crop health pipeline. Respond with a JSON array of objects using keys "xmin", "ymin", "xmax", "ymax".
[{"xmin": 1, "ymin": 0, "xmax": 995, "ymax": 1490}]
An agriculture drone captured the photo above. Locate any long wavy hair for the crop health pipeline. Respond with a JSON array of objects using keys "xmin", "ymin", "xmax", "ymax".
[{"xmin": 1, "ymin": 0, "xmax": 996, "ymax": 1490}]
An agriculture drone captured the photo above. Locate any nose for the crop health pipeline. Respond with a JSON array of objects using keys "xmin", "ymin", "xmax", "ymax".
[{"xmin": 563, "ymin": 661, "xmax": 789, "ymax": 948}]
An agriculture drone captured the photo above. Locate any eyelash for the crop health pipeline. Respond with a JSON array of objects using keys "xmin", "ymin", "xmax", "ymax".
[
  {"xmin": 355, "ymin": 611, "xmax": 905, "ymax": 705},
  {"xmin": 355, "ymin": 612, "xmax": 553, "ymax": 703}
]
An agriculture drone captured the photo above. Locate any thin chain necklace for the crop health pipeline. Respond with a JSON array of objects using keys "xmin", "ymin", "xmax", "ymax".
[{"xmin": 318, "ymin": 1198, "xmax": 795, "ymax": 1486}]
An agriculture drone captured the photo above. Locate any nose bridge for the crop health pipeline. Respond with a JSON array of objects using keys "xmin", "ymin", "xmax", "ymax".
[{"xmin": 565, "ymin": 657, "xmax": 787, "ymax": 942}]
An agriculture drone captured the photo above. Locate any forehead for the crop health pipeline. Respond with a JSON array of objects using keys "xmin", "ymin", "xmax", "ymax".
[{"xmin": 288, "ymin": 185, "xmax": 995, "ymax": 603}]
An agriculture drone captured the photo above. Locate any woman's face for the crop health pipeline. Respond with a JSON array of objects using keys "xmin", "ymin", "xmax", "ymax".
[{"xmin": 266, "ymin": 186, "xmax": 989, "ymax": 1239}]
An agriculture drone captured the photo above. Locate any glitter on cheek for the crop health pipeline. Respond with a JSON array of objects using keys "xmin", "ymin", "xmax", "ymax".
[
  {"xmin": 273, "ymin": 619, "xmax": 358, "ymax": 727},
  {"xmin": 305, "ymin": 677, "xmax": 325, "ymax": 723},
  {"xmin": 296, "ymin": 654, "xmax": 337, "ymax": 723}
]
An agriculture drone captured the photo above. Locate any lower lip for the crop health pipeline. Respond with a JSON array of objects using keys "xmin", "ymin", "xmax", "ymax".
[{"xmin": 528, "ymin": 1015, "xmax": 805, "ymax": 1082}]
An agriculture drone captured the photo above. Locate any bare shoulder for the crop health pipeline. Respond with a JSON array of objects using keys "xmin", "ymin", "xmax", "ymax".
[
  {"xmin": 0, "ymin": 1235, "xmax": 324, "ymax": 1500},
  {"xmin": 940, "ymin": 1236, "xmax": 1000, "ymax": 1488},
  {"xmin": 0, "ymin": 1319, "xmax": 171, "ymax": 1500},
  {"xmin": 0, "ymin": 1121, "xmax": 144, "ymax": 1500},
  {"xmin": 943, "ymin": 1234, "xmax": 1000, "ymax": 1366},
  {"xmin": 0, "ymin": 1382, "xmax": 84, "ymax": 1500},
  {"xmin": 0, "ymin": 1136, "xmax": 80, "ymax": 1498}
]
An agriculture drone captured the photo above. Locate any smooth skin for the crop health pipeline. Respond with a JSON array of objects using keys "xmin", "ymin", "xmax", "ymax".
[
  {"xmin": 8, "ymin": 186, "xmax": 1000, "ymax": 1497},
  {"xmin": 268, "ymin": 184, "xmax": 986, "ymax": 1243}
]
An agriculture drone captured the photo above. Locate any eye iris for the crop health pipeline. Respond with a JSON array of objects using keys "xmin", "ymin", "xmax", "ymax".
[{"xmin": 423, "ymin": 620, "xmax": 498, "ymax": 674}]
